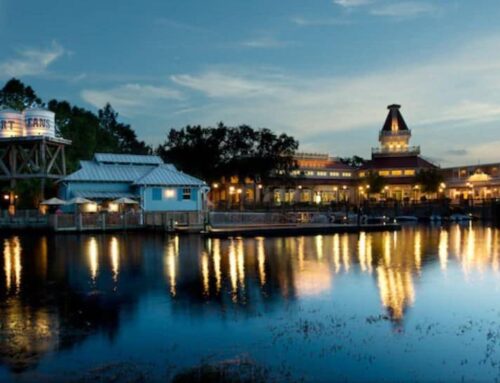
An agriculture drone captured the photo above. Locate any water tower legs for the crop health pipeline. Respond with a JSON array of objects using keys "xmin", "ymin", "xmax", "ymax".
[{"xmin": 0, "ymin": 136, "xmax": 71, "ymax": 212}]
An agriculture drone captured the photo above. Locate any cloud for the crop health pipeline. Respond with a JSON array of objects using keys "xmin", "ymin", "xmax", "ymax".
[
  {"xmin": 333, "ymin": 0, "xmax": 372, "ymax": 7},
  {"xmin": 418, "ymin": 100, "xmax": 500, "ymax": 126},
  {"xmin": 290, "ymin": 16, "xmax": 351, "ymax": 27},
  {"xmin": 466, "ymin": 140, "xmax": 500, "ymax": 165},
  {"xmin": 73, "ymin": 32, "xmax": 500, "ymax": 165},
  {"xmin": 169, "ymin": 35, "xmax": 500, "ymax": 164},
  {"xmin": 240, "ymin": 37, "xmax": 294, "ymax": 49},
  {"xmin": 0, "ymin": 41, "xmax": 65, "ymax": 78},
  {"xmin": 171, "ymin": 72, "xmax": 283, "ymax": 98},
  {"xmin": 81, "ymin": 83, "xmax": 184, "ymax": 117},
  {"xmin": 445, "ymin": 149, "xmax": 468, "ymax": 156},
  {"xmin": 154, "ymin": 17, "xmax": 208, "ymax": 34},
  {"xmin": 332, "ymin": 0, "xmax": 438, "ymax": 19},
  {"xmin": 370, "ymin": 1, "xmax": 436, "ymax": 18}
]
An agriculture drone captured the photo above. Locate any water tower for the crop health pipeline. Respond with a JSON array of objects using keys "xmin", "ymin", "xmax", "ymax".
[{"xmin": 0, "ymin": 107, "xmax": 71, "ymax": 213}]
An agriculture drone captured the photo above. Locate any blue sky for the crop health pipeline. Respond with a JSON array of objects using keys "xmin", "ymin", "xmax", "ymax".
[{"xmin": 1, "ymin": 0, "xmax": 500, "ymax": 166}]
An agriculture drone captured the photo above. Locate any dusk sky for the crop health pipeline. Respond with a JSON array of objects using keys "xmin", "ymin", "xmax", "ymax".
[{"xmin": 1, "ymin": 0, "xmax": 500, "ymax": 166}]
